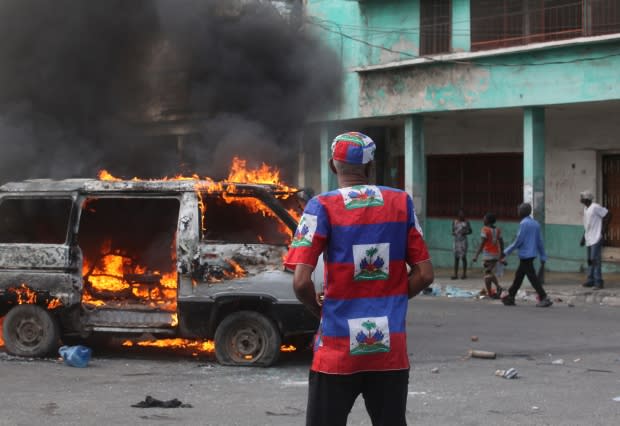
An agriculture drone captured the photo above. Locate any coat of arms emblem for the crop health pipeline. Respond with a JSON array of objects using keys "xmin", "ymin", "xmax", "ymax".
[
  {"xmin": 339, "ymin": 185, "xmax": 384, "ymax": 209},
  {"xmin": 348, "ymin": 316, "xmax": 390, "ymax": 355}
]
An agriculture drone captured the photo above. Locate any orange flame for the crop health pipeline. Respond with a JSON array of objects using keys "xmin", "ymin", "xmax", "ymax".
[
  {"xmin": 0, "ymin": 317, "xmax": 4, "ymax": 347},
  {"xmin": 121, "ymin": 338, "xmax": 296, "ymax": 355},
  {"xmin": 82, "ymin": 247, "xmax": 178, "ymax": 312}
]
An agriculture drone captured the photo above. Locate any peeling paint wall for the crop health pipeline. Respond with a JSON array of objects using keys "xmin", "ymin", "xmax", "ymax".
[{"xmin": 357, "ymin": 41, "xmax": 620, "ymax": 118}]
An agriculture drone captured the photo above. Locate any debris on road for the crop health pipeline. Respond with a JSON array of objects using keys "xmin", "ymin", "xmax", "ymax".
[
  {"xmin": 551, "ymin": 359, "xmax": 564, "ymax": 365},
  {"xmin": 613, "ymin": 396, "xmax": 620, "ymax": 402},
  {"xmin": 470, "ymin": 336, "xmax": 479, "ymax": 342},
  {"xmin": 445, "ymin": 286, "xmax": 476, "ymax": 298},
  {"xmin": 131, "ymin": 395, "xmax": 192, "ymax": 408},
  {"xmin": 431, "ymin": 367, "xmax": 440, "ymax": 374},
  {"xmin": 58, "ymin": 345, "xmax": 92, "ymax": 368},
  {"xmin": 573, "ymin": 358, "xmax": 581, "ymax": 363},
  {"xmin": 495, "ymin": 368, "xmax": 519, "ymax": 379},
  {"xmin": 469, "ymin": 350, "xmax": 496, "ymax": 359}
]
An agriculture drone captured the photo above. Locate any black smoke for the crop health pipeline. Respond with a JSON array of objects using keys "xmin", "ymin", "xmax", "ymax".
[{"xmin": 0, "ymin": 0, "xmax": 342, "ymax": 182}]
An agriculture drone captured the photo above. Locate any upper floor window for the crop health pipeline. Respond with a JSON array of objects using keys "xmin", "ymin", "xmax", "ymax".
[
  {"xmin": 471, "ymin": 0, "xmax": 620, "ymax": 51},
  {"xmin": 420, "ymin": 0, "xmax": 452, "ymax": 55}
]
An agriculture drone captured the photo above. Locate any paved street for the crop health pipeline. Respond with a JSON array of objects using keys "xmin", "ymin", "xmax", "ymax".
[{"xmin": 1, "ymin": 297, "xmax": 619, "ymax": 426}]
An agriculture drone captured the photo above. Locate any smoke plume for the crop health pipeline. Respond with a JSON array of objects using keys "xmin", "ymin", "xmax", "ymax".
[{"xmin": 0, "ymin": 0, "xmax": 342, "ymax": 182}]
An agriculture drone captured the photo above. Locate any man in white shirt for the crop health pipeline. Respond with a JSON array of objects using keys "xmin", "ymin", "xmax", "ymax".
[{"xmin": 579, "ymin": 190, "xmax": 611, "ymax": 289}]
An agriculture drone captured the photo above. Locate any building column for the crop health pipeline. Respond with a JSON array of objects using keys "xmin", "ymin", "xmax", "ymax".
[
  {"xmin": 404, "ymin": 115, "xmax": 427, "ymax": 233},
  {"xmin": 320, "ymin": 124, "xmax": 330, "ymax": 193},
  {"xmin": 523, "ymin": 107, "xmax": 546, "ymax": 226},
  {"xmin": 452, "ymin": 0, "xmax": 471, "ymax": 52}
]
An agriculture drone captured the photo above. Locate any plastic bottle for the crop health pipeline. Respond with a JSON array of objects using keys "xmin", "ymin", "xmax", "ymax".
[{"xmin": 59, "ymin": 345, "xmax": 92, "ymax": 368}]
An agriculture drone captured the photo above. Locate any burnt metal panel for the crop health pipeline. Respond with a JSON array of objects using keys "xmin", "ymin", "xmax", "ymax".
[
  {"xmin": 82, "ymin": 309, "xmax": 175, "ymax": 328},
  {"xmin": 0, "ymin": 244, "xmax": 72, "ymax": 270},
  {"xmin": 188, "ymin": 270, "xmax": 297, "ymax": 303},
  {"xmin": 0, "ymin": 271, "xmax": 81, "ymax": 306}
]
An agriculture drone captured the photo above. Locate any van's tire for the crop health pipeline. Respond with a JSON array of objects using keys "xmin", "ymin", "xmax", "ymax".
[
  {"xmin": 3, "ymin": 305, "xmax": 60, "ymax": 357},
  {"xmin": 214, "ymin": 311, "xmax": 281, "ymax": 367}
]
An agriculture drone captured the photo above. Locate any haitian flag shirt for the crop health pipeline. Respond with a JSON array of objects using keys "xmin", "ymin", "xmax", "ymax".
[{"xmin": 284, "ymin": 185, "xmax": 430, "ymax": 374}]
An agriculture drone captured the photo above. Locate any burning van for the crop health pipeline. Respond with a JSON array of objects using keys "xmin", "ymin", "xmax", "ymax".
[{"xmin": 0, "ymin": 169, "xmax": 318, "ymax": 366}]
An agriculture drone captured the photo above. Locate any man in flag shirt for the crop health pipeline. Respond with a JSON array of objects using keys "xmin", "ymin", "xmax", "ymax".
[{"xmin": 285, "ymin": 131, "xmax": 434, "ymax": 426}]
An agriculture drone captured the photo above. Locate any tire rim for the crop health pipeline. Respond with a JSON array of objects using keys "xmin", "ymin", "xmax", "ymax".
[
  {"xmin": 229, "ymin": 323, "xmax": 266, "ymax": 363},
  {"xmin": 14, "ymin": 317, "xmax": 44, "ymax": 349}
]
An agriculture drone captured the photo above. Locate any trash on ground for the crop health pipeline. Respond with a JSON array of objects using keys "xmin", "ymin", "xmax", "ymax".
[
  {"xmin": 422, "ymin": 284, "xmax": 442, "ymax": 296},
  {"xmin": 573, "ymin": 358, "xmax": 581, "ymax": 363},
  {"xmin": 471, "ymin": 336, "xmax": 479, "ymax": 342},
  {"xmin": 532, "ymin": 406, "xmax": 540, "ymax": 411},
  {"xmin": 445, "ymin": 286, "xmax": 476, "ymax": 298},
  {"xmin": 613, "ymin": 396, "xmax": 620, "ymax": 402},
  {"xmin": 551, "ymin": 359, "xmax": 564, "ymax": 365},
  {"xmin": 495, "ymin": 368, "xmax": 518, "ymax": 379},
  {"xmin": 58, "ymin": 345, "xmax": 92, "ymax": 368},
  {"xmin": 131, "ymin": 395, "xmax": 192, "ymax": 408},
  {"xmin": 469, "ymin": 349, "xmax": 496, "ymax": 359},
  {"xmin": 431, "ymin": 367, "xmax": 439, "ymax": 374}
]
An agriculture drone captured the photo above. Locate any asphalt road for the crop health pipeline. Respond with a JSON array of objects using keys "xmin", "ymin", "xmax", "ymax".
[{"xmin": 1, "ymin": 297, "xmax": 619, "ymax": 426}]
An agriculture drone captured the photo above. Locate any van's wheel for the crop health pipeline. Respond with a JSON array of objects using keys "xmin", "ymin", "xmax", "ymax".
[
  {"xmin": 214, "ymin": 311, "xmax": 281, "ymax": 367},
  {"xmin": 3, "ymin": 305, "xmax": 60, "ymax": 357}
]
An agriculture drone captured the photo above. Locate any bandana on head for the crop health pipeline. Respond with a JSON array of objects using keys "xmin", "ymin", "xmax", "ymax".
[{"xmin": 331, "ymin": 132, "xmax": 376, "ymax": 165}]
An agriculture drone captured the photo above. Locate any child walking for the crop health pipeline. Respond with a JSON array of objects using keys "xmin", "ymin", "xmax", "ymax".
[
  {"xmin": 451, "ymin": 209, "xmax": 472, "ymax": 279},
  {"xmin": 472, "ymin": 212, "xmax": 504, "ymax": 299}
]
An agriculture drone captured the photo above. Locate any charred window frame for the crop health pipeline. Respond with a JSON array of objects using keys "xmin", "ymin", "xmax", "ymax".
[
  {"xmin": 471, "ymin": 0, "xmax": 620, "ymax": 51},
  {"xmin": 427, "ymin": 153, "xmax": 523, "ymax": 220},
  {"xmin": 420, "ymin": 0, "xmax": 452, "ymax": 55},
  {"xmin": 0, "ymin": 197, "xmax": 73, "ymax": 244},
  {"xmin": 199, "ymin": 192, "xmax": 293, "ymax": 245}
]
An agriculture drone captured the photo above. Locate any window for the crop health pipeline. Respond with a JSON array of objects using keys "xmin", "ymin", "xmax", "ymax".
[
  {"xmin": 0, "ymin": 198, "xmax": 73, "ymax": 244},
  {"xmin": 420, "ymin": 0, "xmax": 452, "ymax": 55},
  {"xmin": 602, "ymin": 155, "xmax": 620, "ymax": 247},
  {"xmin": 427, "ymin": 154, "xmax": 523, "ymax": 220},
  {"xmin": 471, "ymin": 0, "xmax": 620, "ymax": 51},
  {"xmin": 201, "ymin": 194, "xmax": 292, "ymax": 245}
]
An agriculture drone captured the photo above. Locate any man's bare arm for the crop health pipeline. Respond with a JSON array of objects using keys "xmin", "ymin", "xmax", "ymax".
[
  {"xmin": 293, "ymin": 264, "xmax": 321, "ymax": 318},
  {"xmin": 408, "ymin": 260, "xmax": 434, "ymax": 299}
]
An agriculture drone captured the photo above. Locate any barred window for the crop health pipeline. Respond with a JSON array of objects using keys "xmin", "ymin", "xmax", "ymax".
[
  {"xmin": 420, "ymin": 0, "xmax": 452, "ymax": 55},
  {"xmin": 471, "ymin": 0, "xmax": 620, "ymax": 51}
]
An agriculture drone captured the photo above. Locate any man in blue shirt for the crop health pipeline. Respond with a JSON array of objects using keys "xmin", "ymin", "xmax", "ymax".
[{"xmin": 500, "ymin": 203, "xmax": 552, "ymax": 307}]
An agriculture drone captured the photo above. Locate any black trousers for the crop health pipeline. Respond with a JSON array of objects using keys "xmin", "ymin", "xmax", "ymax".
[
  {"xmin": 508, "ymin": 257, "xmax": 547, "ymax": 299},
  {"xmin": 306, "ymin": 369, "xmax": 409, "ymax": 426}
]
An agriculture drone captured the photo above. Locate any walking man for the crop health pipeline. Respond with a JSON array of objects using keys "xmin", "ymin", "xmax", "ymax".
[
  {"xmin": 580, "ymin": 190, "xmax": 611, "ymax": 289},
  {"xmin": 500, "ymin": 203, "xmax": 552, "ymax": 307},
  {"xmin": 285, "ymin": 131, "xmax": 434, "ymax": 426}
]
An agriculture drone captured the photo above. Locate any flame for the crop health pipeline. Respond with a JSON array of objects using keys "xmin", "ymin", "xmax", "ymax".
[
  {"xmin": 98, "ymin": 170, "xmax": 121, "ymax": 181},
  {"xmin": 224, "ymin": 259, "xmax": 246, "ymax": 279},
  {"xmin": 0, "ymin": 317, "xmax": 4, "ymax": 347},
  {"xmin": 9, "ymin": 284, "xmax": 37, "ymax": 304},
  {"xmin": 122, "ymin": 338, "xmax": 215, "ymax": 354},
  {"xmin": 4, "ymin": 284, "xmax": 63, "ymax": 310},
  {"xmin": 121, "ymin": 338, "xmax": 296, "ymax": 355},
  {"xmin": 82, "ymin": 247, "xmax": 178, "ymax": 313}
]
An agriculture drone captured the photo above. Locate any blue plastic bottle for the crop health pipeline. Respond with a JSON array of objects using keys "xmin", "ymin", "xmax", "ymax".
[{"xmin": 59, "ymin": 345, "xmax": 92, "ymax": 368}]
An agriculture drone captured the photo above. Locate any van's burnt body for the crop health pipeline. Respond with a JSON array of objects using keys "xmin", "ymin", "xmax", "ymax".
[{"xmin": 0, "ymin": 178, "xmax": 317, "ymax": 366}]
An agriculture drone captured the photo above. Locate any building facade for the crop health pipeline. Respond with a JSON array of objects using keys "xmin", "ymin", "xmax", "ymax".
[{"xmin": 300, "ymin": 0, "xmax": 620, "ymax": 272}]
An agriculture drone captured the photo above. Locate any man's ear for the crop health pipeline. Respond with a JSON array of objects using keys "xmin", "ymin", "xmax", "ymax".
[{"xmin": 329, "ymin": 159, "xmax": 337, "ymax": 174}]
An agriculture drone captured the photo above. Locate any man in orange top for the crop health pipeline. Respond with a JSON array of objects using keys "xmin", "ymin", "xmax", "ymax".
[{"xmin": 473, "ymin": 212, "xmax": 504, "ymax": 298}]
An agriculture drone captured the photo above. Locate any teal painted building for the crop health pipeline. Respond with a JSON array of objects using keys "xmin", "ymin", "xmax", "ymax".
[{"xmin": 299, "ymin": 0, "xmax": 620, "ymax": 273}]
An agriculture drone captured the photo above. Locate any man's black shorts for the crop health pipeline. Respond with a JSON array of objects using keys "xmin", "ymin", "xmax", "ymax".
[{"xmin": 306, "ymin": 369, "xmax": 409, "ymax": 426}]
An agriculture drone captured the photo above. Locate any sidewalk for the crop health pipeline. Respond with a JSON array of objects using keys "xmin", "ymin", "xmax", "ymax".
[{"xmin": 429, "ymin": 268, "xmax": 620, "ymax": 307}]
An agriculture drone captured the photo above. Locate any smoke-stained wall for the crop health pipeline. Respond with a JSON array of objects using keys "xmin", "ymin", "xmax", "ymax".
[{"xmin": 0, "ymin": 0, "xmax": 341, "ymax": 182}]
